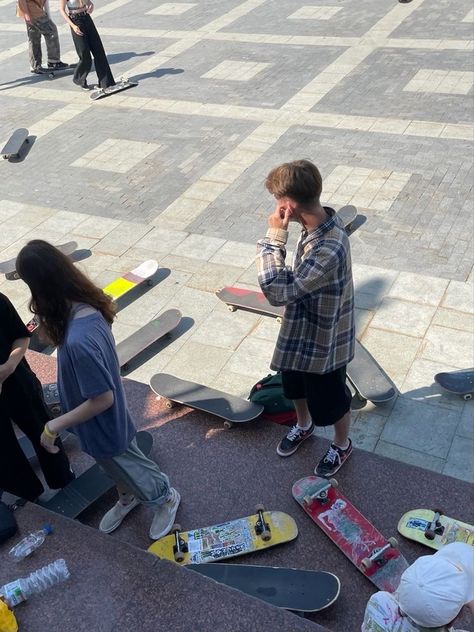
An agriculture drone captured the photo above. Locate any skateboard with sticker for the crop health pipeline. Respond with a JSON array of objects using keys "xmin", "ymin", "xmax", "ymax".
[
  {"xmin": 37, "ymin": 430, "xmax": 153, "ymax": 519},
  {"xmin": 90, "ymin": 79, "xmax": 138, "ymax": 101},
  {"xmin": 148, "ymin": 507, "xmax": 297, "ymax": 563},
  {"xmin": 398, "ymin": 509, "xmax": 474, "ymax": 550},
  {"xmin": 1, "ymin": 128, "xmax": 29, "ymax": 160},
  {"xmin": 292, "ymin": 476, "xmax": 408, "ymax": 592},
  {"xmin": 188, "ymin": 564, "xmax": 340, "ymax": 614},
  {"xmin": 434, "ymin": 369, "xmax": 474, "ymax": 401},
  {"xmin": 150, "ymin": 372, "xmax": 264, "ymax": 428},
  {"xmin": 0, "ymin": 241, "xmax": 78, "ymax": 280}
]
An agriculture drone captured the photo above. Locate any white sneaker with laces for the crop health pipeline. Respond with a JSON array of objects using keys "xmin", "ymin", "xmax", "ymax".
[{"xmin": 149, "ymin": 487, "xmax": 181, "ymax": 540}]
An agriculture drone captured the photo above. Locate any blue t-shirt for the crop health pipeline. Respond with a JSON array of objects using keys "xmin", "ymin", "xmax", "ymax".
[{"xmin": 57, "ymin": 309, "xmax": 136, "ymax": 458}]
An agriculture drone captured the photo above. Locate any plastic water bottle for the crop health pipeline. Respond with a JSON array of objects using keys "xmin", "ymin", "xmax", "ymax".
[
  {"xmin": 8, "ymin": 525, "xmax": 53, "ymax": 561},
  {"xmin": 0, "ymin": 559, "xmax": 70, "ymax": 608}
]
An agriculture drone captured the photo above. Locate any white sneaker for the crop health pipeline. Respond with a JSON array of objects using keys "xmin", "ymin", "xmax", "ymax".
[
  {"xmin": 149, "ymin": 488, "xmax": 181, "ymax": 540},
  {"xmin": 99, "ymin": 496, "xmax": 139, "ymax": 534}
]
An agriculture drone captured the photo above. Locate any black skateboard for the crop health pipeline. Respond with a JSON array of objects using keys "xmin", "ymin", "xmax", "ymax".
[
  {"xmin": 117, "ymin": 309, "xmax": 182, "ymax": 371},
  {"xmin": 0, "ymin": 240, "xmax": 78, "ymax": 280},
  {"xmin": 188, "ymin": 564, "xmax": 340, "ymax": 613},
  {"xmin": 90, "ymin": 79, "xmax": 138, "ymax": 101},
  {"xmin": 36, "ymin": 64, "xmax": 76, "ymax": 79},
  {"xmin": 347, "ymin": 340, "xmax": 396, "ymax": 404},
  {"xmin": 1, "ymin": 128, "xmax": 29, "ymax": 160},
  {"xmin": 37, "ymin": 430, "xmax": 153, "ymax": 519},
  {"xmin": 150, "ymin": 373, "xmax": 263, "ymax": 429},
  {"xmin": 434, "ymin": 369, "xmax": 474, "ymax": 401}
]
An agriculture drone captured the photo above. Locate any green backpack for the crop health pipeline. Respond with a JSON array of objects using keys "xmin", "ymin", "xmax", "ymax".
[{"xmin": 249, "ymin": 373, "xmax": 296, "ymax": 426}]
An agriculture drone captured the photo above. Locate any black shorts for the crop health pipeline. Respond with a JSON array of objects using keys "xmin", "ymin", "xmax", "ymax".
[{"xmin": 281, "ymin": 367, "xmax": 351, "ymax": 427}]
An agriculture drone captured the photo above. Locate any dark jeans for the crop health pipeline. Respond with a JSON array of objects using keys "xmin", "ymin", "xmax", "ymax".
[
  {"xmin": 0, "ymin": 374, "xmax": 74, "ymax": 501},
  {"xmin": 69, "ymin": 13, "xmax": 115, "ymax": 89}
]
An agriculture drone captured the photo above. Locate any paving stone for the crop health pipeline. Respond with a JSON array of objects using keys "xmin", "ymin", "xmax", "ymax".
[
  {"xmin": 443, "ymin": 436, "xmax": 474, "ymax": 483},
  {"xmin": 374, "ymin": 440, "xmax": 445, "ymax": 474},
  {"xmin": 370, "ymin": 297, "xmax": 437, "ymax": 338},
  {"xmin": 420, "ymin": 325, "xmax": 474, "ymax": 368},
  {"xmin": 387, "ymin": 271, "xmax": 449, "ymax": 306}
]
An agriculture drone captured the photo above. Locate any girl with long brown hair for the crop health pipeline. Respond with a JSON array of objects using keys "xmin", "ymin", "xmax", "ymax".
[{"xmin": 16, "ymin": 240, "xmax": 180, "ymax": 539}]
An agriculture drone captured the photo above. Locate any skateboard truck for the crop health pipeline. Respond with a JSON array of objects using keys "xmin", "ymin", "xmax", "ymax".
[
  {"xmin": 254, "ymin": 504, "xmax": 272, "ymax": 541},
  {"xmin": 303, "ymin": 479, "xmax": 338, "ymax": 505},
  {"xmin": 425, "ymin": 510, "xmax": 445, "ymax": 540},
  {"xmin": 361, "ymin": 537, "xmax": 398, "ymax": 570},
  {"xmin": 171, "ymin": 524, "xmax": 189, "ymax": 563}
]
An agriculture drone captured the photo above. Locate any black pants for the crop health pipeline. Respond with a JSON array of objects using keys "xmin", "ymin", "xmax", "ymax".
[
  {"xmin": 69, "ymin": 13, "xmax": 115, "ymax": 89},
  {"xmin": 0, "ymin": 374, "xmax": 74, "ymax": 501}
]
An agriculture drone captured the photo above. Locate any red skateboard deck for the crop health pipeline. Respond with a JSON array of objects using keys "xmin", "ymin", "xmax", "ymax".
[{"xmin": 292, "ymin": 476, "xmax": 408, "ymax": 592}]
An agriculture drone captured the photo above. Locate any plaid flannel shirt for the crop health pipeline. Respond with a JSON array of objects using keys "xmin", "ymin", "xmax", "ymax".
[{"xmin": 256, "ymin": 207, "xmax": 355, "ymax": 374}]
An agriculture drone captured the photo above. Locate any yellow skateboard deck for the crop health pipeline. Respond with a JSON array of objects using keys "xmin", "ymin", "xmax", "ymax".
[
  {"xmin": 398, "ymin": 509, "xmax": 474, "ymax": 550},
  {"xmin": 103, "ymin": 260, "xmax": 157, "ymax": 302},
  {"xmin": 148, "ymin": 508, "xmax": 297, "ymax": 564}
]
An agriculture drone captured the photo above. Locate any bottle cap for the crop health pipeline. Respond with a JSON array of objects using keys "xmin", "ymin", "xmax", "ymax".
[{"xmin": 43, "ymin": 524, "xmax": 54, "ymax": 535}]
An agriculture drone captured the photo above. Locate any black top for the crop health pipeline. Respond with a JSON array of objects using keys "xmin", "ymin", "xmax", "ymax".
[{"xmin": 0, "ymin": 292, "xmax": 34, "ymax": 388}]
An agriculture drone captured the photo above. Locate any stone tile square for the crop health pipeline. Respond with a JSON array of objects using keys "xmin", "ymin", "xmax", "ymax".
[
  {"xmin": 174, "ymin": 234, "xmax": 226, "ymax": 261},
  {"xmin": 456, "ymin": 401, "xmax": 474, "ymax": 440},
  {"xmin": 165, "ymin": 341, "xmax": 233, "ymax": 383},
  {"xmin": 146, "ymin": 3, "xmax": 196, "ymax": 16},
  {"xmin": 442, "ymin": 281, "xmax": 474, "ymax": 314},
  {"xmin": 420, "ymin": 325, "xmax": 474, "ymax": 368},
  {"xmin": 370, "ymin": 298, "xmax": 436, "ymax": 338},
  {"xmin": 443, "ymin": 435, "xmax": 474, "ymax": 483},
  {"xmin": 71, "ymin": 139, "xmax": 159, "ymax": 174},
  {"xmin": 202, "ymin": 60, "xmax": 270, "ymax": 82},
  {"xmin": 360, "ymin": 328, "xmax": 421, "ymax": 388},
  {"xmin": 375, "ymin": 440, "xmax": 445, "ymax": 473},
  {"xmin": 288, "ymin": 6, "xmax": 342, "ymax": 20},
  {"xmin": 190, "ymin": 309, "xmax": 258, "ymax": 351},
  {"xmin": 226, "ymin": 337, "xmax": 276, "ymax": 377},
  {"xmin": 209, "ymin": 240, "xmax": 256, "ymax": 268},
  {"xmin": 387, "ymin": 272, "xmax": 449, "ymax": 306},
  {"xmin": 404, "ymin": 69, "xmax": 474, "ymax": 95}
]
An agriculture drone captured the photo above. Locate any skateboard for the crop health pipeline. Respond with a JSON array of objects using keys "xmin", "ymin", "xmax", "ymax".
[
  {"xmin": 398, "ymin": 509, "xmax": 474, "ymax": 550},
  {"xmin": 347, "ymin": 340, "xmax": 396, "ymax": 404},
  {"xmin": 90, "ymin": 79, "xmax": 138, "ymax": 101},
  {"xmin": 292, "ymin": 476, "xmax": 408, "ymax": 592},
  {"xmin": 1, "ymin": 128, "xmax": 29, "ymax": 160},
  {"xmin": 37, "ymin": 430, "xmax": 153, "ymax": 519},
  {"xmin": 148, "ymin": 507, "xmax": 298, "ymax": 564},
  {"xmin": 150, "ymin": 373, "xmax": 264, "ymax": 428},
  {"xmin": 216, "ymin": 286, "xmax": 285, "ymax": 322},
  {"xmin": 35, "ymin": 64, "xmax": 76, "ymax": 79},
  {"xmin": 434, "ymin": 369, "xmax": 474, "ymax": 401},
  {"xmin": 117, "ymin": 309, "xmax": 182, "ymax": 371},
  {"xmin": 0, "ymin": 241, "xmax": 78, "ymax": 280},
  {"xmin": 188, "ymin": 564, "xmax": 340, "ymax": 613},
  {"xmin": 26, "ymin": 259, "xmax": 158, "ymax": 339}
]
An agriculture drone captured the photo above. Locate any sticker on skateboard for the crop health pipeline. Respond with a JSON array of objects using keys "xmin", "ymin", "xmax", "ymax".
[
  {"xmin": 398, "ymin": 509, "xmax": 474, "ymax": 550},
  {"xmin": 150, "ymin": 373, "xmax": 263, "ymax": 428},
  {"xmin": 90, "ymin": 79, "xmax": 137, "ymax": 101},
  {"xmin": 434, "ymin": 369, "xmax": 474, "ymax": 401},
  {"xmin": 292, "ymin": 476, "xmax": 408, "ymax": 592},
  {"xmin": 188, "ymin": 564, "xmax": 340, "ymax": 613},
  {"xmin": 37, "ymin": 430, "xmax": 153, "ymax": 519},
  {"xmin": 1, "ymin": 128, "xmax": 29, "ymax": 160},
  {"xmin": 0, "ymin": 241, "xmax": 78, "ymax": 280},
  {"xmin": 117, "ymin": 309, "xmax": 182, "ymax": 371},
  {"xmin": 148, "ymin": 506, "xmax": 297, "ymax": 564}
]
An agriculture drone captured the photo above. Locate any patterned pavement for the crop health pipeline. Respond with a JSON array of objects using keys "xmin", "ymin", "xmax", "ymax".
[{"xmin": 0, "ymin": 0, "xmax": 473, "ymax": 482}]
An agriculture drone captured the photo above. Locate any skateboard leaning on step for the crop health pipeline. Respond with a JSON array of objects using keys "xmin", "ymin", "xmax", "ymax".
[
  {"xmin": 0, "ymin": 241, "xmax": 78, "ymax": 281},
  {"xmin": 1, "ymin": 128, "xmax": 29, "ymax": 160},
  {"xmin": 188, "ymin": 563, "xmax": 340, "ymax": 614},
  {"xmin": 150, "ymin": 372, "xmax": 264, "ymax": 428},
  {"xmin": 90, "ymin": 78, "xmax": 138, "ymax": 101},
  {"xmin": 148, "ymin": 507, "xmax": 297, "ymax": 563},
  {"xmin": 398, "ymin": 509, "xmax": 474, "ymax": 550},
  {"xmin": 292, "ymin": 476, "xmax": 408, "ymax": 592},
  {"xmin": 434, "ymin": 369, "xmax": 474, "ymax": 401},
  {"xmin": 117, "ymin": 309, "xmax": 182, "ymax": 371},
  {"xmin": 37, "ymin": 430, "xmax": 153, "ymax": 519}
]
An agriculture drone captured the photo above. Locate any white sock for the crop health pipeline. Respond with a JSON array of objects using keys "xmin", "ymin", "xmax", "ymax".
[
  {"xmin": 297, "ymin": 420, "xmax": 312, "ymax": 431},
  {"xmin": 334, "ymin": 439, "xmax": 349, "ymax": 451}
]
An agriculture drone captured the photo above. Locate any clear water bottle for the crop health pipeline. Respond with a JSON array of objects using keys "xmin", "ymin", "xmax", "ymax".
[
  {"xmin": 0, "ymin": 559, "xmax": 70, "ymax": 608},
  {"xmin": 8, "ymin": 525, "xmax": 53, "ymax": 561}
]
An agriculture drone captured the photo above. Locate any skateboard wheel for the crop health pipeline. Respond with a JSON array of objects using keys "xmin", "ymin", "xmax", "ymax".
[
  {"xmin": 122, "ymin": 362, "xmax": 130, "ymax": 371},
  {"xmin": 227, "ymin": 305, "xmax": 236, "ymax": 312},
  {"xmin": 146, "ymin": 279, "xmax": 153, "ymax": 286},
  {"xmin": 329, "ymin": 478, "xmax": 338, "ymax": 488},
  {"xmin": 464, "ymin": 393, "xmax": 472, "ymax": 400},
  {"xmin": 223, "ymin": 420, "xmax": 233, "ymax": 429},
  {"xmin": 425, "ymin": 529, "xmax": 436, "ymax": 541},
  {"xmin": 361, "ymin": 557, "xmax": 371, "ymax": 570},
  {"xmin": 174, "ymin": 551, "xmax": 185, "ymax": 563},
  {"xmin": 276, "ymin": 317, "xmax": 282, "ymax": 324},
  {"xmin": 172, "ymin": 523, "xmax": 181, "ymax": 533},
  {"xmin": 388, "ymin": 536, "xmax": 398, "ymax": 548},
  {"xmin": 260, "ymin": 528, "xmax": 271, "ymax": 542},
  {"xmin": 255, "ymin": 503, "xmax": 265, "ymax": 513},
  {"xmin": 48, "ymin": 73, "xmax": 54, "ymax": 79},
  {"xmin": 165, "ymin": 399, "xmax": 175, "ymax": 409}
]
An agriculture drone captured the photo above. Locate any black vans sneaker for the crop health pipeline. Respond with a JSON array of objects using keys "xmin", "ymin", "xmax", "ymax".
[
  {"xmin": 276, "ymin": 422, "xmax": 314, "ymax": 457},
  {"xmin": 315, "ymin": 439, "xmax": 353, "ymax": 477}
]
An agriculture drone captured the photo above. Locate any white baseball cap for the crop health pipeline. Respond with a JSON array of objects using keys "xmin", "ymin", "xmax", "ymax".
[{"xmin": 398, "ymin": 542, "xmax": 474, "ymax": 627}]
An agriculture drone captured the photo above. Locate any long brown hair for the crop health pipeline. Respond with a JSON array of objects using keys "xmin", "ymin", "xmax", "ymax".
[{"xmin": 16, "ymin": 240, "xmax": 116, "ymax": 346}]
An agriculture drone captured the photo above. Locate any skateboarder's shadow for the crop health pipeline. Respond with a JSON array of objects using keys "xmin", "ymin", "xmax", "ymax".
[
  {"xmin": 106, "ymin": 51, "xmax": 155, "ymax": 65},
  {"xmin": 129, "ymin": 68, "xmax": 185, "ymax": 83}
]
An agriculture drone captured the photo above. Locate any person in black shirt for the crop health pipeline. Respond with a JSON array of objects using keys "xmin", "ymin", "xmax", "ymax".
[{"xmin": 0, "ymin": 292, "xmax": 74, "ymax": 501}]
